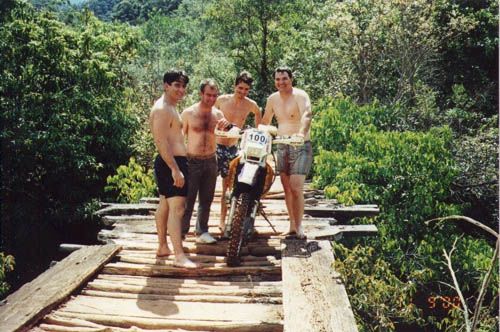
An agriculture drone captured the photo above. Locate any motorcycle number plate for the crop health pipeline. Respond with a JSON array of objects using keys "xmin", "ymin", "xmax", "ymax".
[{"xmin": 247, "ymin": 131, "xmax": 268, "ymax": 146}]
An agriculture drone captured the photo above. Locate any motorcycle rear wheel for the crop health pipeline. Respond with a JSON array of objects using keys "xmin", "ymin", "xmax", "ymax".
[{"xmin": 226, "ymin": 193, "xmax": 251, "ymax": 267}]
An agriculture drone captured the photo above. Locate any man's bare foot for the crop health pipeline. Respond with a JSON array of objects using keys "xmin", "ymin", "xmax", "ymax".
[
  {"xmin": 295, "ymin": 228, "xmax": 306, "ymax": 239},
  {"xmin": 156, "ymin": 247, "xmax": 172, "ymax": 258},
  {"xmin": 280, "ymin": 230, "xmax": 297, "ymax": 239},
  {"xmin": 173, "ymin": 255, "xmax": 199, "ymax": 269}
]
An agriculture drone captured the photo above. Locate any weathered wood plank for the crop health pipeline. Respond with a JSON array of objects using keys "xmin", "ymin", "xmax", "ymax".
[
  {"xmin": 95, "ymin": 203, "xmax": 157, "ymax": 216},
  {"xmin": 40, "ymin": 313, "xmax": 213, "ymax": 332},
  {"xmin": 86, "ymin": 279, "xmax": 281, "ymax": 296},
  {"xmin": 107, "ymin": 239, "xmax": 282, "ymax": 256},
  {"xmin": 102, "ymin": 261, "xmax": 281, "ymax": 278},
  {"xmin": 307, "ymin": 224, "xmax": 378, "ymax": 240},
  {"xmin": 50, "ymin": 311, "xmax": 283, "ymax": 332},
  {"xmin": 58, "ymin": 295, "xmax": 283, "ymax": 326},
  {"xmin": 304, "ymin": 205, "xmax": 379, "ymax": 220},
  {"xmin": 281, "ymin": 240, "xmax": 358, "ymax": 332},
  {"xmin": 81, "ymin": 289, "xmax": 283, "ymax": 304},
  {"xmin": 95, "ymin": 274, "xmax": 281, "ymax": 288},
  {"xmin": 0, "ymin": 244, "xmax": 121, "ymax": 332}
]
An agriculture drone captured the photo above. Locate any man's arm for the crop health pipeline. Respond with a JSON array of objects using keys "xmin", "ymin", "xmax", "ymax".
[
  {"xmin": 150, "ymin": 109, "xmax": 183, "ymax": 187},
  {"xmin": 181, "ymin": 108, "xmax": 189, "ymax": 136},
  {"xmin": 251, "ymin": 102, "xmax": 262, "ymax": 127},
  {"xmin": 298, "ymin": 93, "xmax": 312, "ymax": 137},
  {"xmin": 261, "ymin": 97, "xmax": 274, "ymax": 125},
  {"xmin": 215, "ymin": 108, "xmax": 231, "ymax": 130}
]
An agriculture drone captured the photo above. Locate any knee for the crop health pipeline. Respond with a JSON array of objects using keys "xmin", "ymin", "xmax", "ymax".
[
  {"xmin": 290, "ymin": 185, "xmax": 303, "ymax": 198},
  {"xmin": 172, "ymin": 204, "xmax": 185, "ymax": 219},
  {"xmin": 156, "ymin": 199, "xmax": 168, "ymax": 217}
]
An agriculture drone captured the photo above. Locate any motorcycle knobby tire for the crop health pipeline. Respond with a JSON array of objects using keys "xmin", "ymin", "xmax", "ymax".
[{"xmin": 226, "ymin": 193, "xmax": 251, "ymax": 267}]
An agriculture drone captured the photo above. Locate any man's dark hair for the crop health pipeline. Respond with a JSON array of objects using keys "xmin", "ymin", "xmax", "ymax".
[
  {"xmin": 235, "ymin": 71, "xmax": 254, "ymax": 86},
  {"xmin": 274, "ymin": 66, "xmax": 293, "ymax": 79},
  {"xmin": 163, "ymin": 70, "xmax": 189, "ymax": 86},
  {"xmin": 199, "ymin": 79, "xmax": 218, "ymax": 93}
]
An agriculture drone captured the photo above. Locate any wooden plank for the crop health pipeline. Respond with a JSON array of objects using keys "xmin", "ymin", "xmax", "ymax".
[
  {"xmin": 95, "ymin": 274, "xmax": 281, "ymax": 288},
  {"xmin": 282, "ymin": 240, "xmax": 358, "ymax": 332},
  {"xmin": 0, "ymin": 244, "xmax": 121, "ymax": 332},
  {"xmin": 81, "ymin": 289, "xmax": 283, "ymax": 304},
  {"xmin": 307, "ymin": 224, "xmax": 378, "ymax": 240},
  {"xmin": 102, "ymin": 261, "xmax": 281, "ymax": 278},
  {"xmin": 304, "ymin": 205, "xmax": 379, "ymax": 220},
  {"xmin": 86, "ymin": 279, "xmax": 281, "ymax": 296},
  {"xmin": 95, "ymin": 203, "xmax": 157, "ymax": 216},
  {"xmin": 49, "ymin": 311, "xmax": 283, "ymax": 332},
  {"xmin": 107, "ymin": 239, "xmax": 281, "ymax": 256},
  {"xmin": 57, "ymin": 295, "xmax": 282, "ymax": 325},
  {"xmin": 39, "ymin": 313, "xmax": 203, "ymax": 332}
]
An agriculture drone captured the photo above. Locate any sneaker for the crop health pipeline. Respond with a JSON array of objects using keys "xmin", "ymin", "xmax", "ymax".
[{"xmin": 196, "ymin": 232, "xmax": 217, "ymax": 244}]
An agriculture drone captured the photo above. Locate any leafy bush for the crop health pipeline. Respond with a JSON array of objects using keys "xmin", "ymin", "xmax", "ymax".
[
  {"xmin": 106, "ymin": 157, "xmax": 156, "ymax": 203},
  {"xmin": 1, "ymin": 1, "xmax": 141, "ymax": 290},
  {"xmin": 312, "ymin": 97, "xmax": 497, "ymax": 330},
  {"xmin": 0, "ymin": 253, "xmax": 15, "ymax": 298},
  {"xmin": 333, "ymin": 243, "xmax": 425, "ymax": 331}
]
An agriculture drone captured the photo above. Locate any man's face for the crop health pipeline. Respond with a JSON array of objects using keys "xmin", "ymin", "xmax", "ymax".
[
  {"xmin": 274, "ymin": 71, "xmax": 292, "ymax": 92},
  {"xmin": 165, "ymin": 80, "xmax": 186, "ymax": 102},
  {"xmin": 234, "ymin": 82, "xmax": 251, "ymax": 99},
  {"xmin": 200, "ymin": 86, "xmax": 218, "ymax": 107}
]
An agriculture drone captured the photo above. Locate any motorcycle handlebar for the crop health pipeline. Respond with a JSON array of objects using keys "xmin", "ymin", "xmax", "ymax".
[{"xmin": 215, "ymin": 129, "xmax": 304, "ymax": 146}]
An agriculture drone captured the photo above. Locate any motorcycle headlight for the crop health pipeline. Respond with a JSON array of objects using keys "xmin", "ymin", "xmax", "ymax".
[{"xmin": 246, "ymin": 146, "xmax": 263, "ymax": 159}]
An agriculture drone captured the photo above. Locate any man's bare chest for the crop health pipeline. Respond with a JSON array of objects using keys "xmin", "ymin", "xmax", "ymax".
[
  {"xmin": 222, "ymin": 103, "xmax": 250, "ymax": 123},
  {"xmin": 275, "ymin": 97, "xmax": 300, "ymax": 121},
  {"xmin": 190, "ymin": 112, "xmax": 217, "ymax": 133}
]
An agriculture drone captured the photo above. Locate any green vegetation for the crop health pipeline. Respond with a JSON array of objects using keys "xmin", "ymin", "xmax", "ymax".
[
  {"xmin": 0, "ymin": 253, "xmax": 15, "ymax": 297},
  {"xmin": 105, "ymin": 157, "xmax": 156, "ymax": 203},
  {"xmin": 1, "ymin": 0, "xmax": 497, "ymax": 330}
]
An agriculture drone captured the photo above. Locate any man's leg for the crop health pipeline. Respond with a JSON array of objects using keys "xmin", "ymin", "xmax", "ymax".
[
  {"xmin": 155, "ymin": 195, "xmax": 171, "ymax": 257},
  {"xmin": 196, "ymin": 158, "xmax": 217, "ymax": 235},
  {"xmin": 166, "ymin": 196, "xmax": 197, "ymax": 268},
  {"xmin": 219, "ymin": 176, "xmax": 230, "ymax": 232},
  {"xmin": 289, "ymin": 174, "xmax": 306, "ymax": 238},
  {"xmin": 181, "ymin": 160, "xmax": 200, "ymax": 236},
  {"xmin": 280, "ymin": 172, "xmax": 298, "ymax": 234}
]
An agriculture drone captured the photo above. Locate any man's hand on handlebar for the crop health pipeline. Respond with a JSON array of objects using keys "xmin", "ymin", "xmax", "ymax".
[{"xmin": 216, "ymin": 118, "xmax": 232, "ymax": 131}]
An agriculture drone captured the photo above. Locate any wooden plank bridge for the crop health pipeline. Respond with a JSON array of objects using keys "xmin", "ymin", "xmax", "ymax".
[{"xmin": 0, "ymin": 178, "xmax": 378, "ymax": 332}]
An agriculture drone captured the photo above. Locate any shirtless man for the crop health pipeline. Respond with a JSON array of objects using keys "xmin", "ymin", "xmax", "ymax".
[
  {"xmin": 149, "ymin": 70, "xmax": 197, "ymax": 268},
  {"xmin": 181, "ymin": 79, "xmax": 230, "ymax": 244},
  {"xmin": 215, "ymin": 71, "xmax": 262, "ymax": 232},
  {"xmin": 261, "ymin": 67, "xmax": 313, "ymax": 239}
]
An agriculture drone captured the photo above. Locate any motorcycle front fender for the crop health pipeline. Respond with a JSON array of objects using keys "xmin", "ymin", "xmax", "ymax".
[{"xmin": 237, "ymin": 163, "xmax": 259, "ymax": 186}]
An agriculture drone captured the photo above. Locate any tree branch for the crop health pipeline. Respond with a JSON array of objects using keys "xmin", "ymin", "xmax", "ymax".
[
  {"xmin": 443, "ymin": 237, "xmax": 471, "ymax": 332},
  {"xmin": 471, "ymin": 239, "xmax": 499, "ymax": 331},
  {"xmin": 425, "ymin": 216, "xmax": 499, "ymax": 239}
]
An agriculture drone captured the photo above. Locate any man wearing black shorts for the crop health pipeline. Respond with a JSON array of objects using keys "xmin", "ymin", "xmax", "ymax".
[{"xmin": 149, "ymin": 70, "xmax": 197, "ymax": 268}]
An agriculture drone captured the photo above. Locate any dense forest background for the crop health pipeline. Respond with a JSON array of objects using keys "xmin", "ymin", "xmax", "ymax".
[{"xmin": 1, "ymin": 0, "xmax": 498, "ymax": 331}]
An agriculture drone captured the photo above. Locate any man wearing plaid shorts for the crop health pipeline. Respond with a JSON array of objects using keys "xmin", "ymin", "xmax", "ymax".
[
  {"xmin": 261, "ymin": 67, "xmax": 313, "ymax": 239},
  {"xmin": 215, "ymin": 71, "xmax": 262, "ymax": 232}
]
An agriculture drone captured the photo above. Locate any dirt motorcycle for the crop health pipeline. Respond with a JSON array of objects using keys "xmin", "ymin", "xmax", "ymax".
[{"xmin": 215, "ymin": 124, "xmax": 304, "ymax": 267}]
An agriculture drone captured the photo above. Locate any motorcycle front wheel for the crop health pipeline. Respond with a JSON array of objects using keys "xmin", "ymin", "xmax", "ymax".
[{"xmin": 226, "ymin": 192, "xmax": 251, "ymax": 267}]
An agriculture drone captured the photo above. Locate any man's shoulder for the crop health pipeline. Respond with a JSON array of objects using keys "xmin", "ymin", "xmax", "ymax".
[
  {"xmin": 217, "ymin": 94, "xmax": 233, "ymax": 102},
  {"xmin": 267, "ymin": 91, "xmax": 280, "ymax": 101},
  {"xmin": 244, "ymin": 96, "xmax": 258, "ymax": 106},
  {"xmin": 182, "ymin": 103, "xmax": 197, "ymax": 114},
  {"xmin": 292, "ymin": 87, "xmax": 309, "ymax": 98},
  {"xmin": 150, "ymin": 97, "xmax": 168, "ymax": 118}
]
